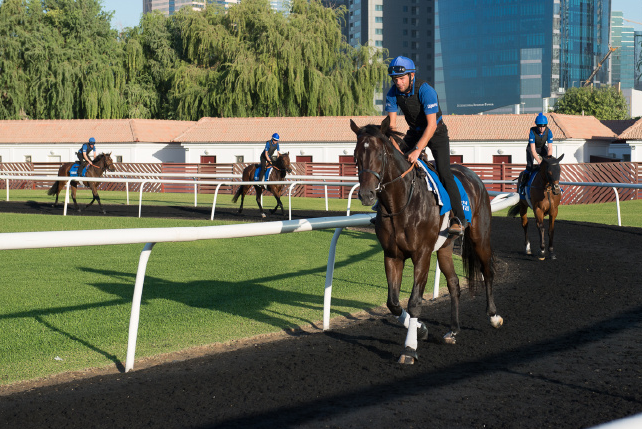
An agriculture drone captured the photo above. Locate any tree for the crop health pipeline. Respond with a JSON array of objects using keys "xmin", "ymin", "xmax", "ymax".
[
  {"xmin": 553, "ymin": 86, "xmax": 630, "ymax": 120},
  {"xmin": 168, "ymin": 0, "xmax": 388, "ymax": 120}
]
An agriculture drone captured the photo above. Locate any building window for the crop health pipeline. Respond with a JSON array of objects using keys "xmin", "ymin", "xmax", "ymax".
[
  {"xmin": 375, "ymin": 28, "xmax": 383, "ymax": 35},
  {"xmin": 0, "ymin": 155, "xmax": 2, "ymax": 162},
  {"xmin": 235, "ymin": 155, "xmax": 244, "ymax": 163},
  {"xmin": 375, "ymin": 5, "xmax": 382, "ymax": 11},
  {"xmin": 116, "ymin": 156, "xmax": 123, "ymax": 163},
  {"xmin": 25, "ymin": 155, "xmax": 32, "ymax": 163},
  {"xmin": 375, "ymin": 16, "xmax": 383, "ymax": 23}
]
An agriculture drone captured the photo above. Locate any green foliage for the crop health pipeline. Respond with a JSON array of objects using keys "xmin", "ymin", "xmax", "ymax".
[
  {"xmin": 553, "ymin": 86, "xmax": 630, "ymax": 120},
  {"xmin": 0, "ymin": 0, "xmax": 387, "ymax": 120}
]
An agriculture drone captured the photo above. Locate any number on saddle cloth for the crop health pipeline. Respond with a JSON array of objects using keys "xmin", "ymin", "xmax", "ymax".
[
  {"xmin": 69, "ymin": 162, "xmax": 89, "ymax": 178},
  {"xmin": 416, "ymin": 159, "xmax": 472, "ymax": 223},
  {"xmin": 253, "ymin": 165, "xmax": 272, "ymax": 182}
]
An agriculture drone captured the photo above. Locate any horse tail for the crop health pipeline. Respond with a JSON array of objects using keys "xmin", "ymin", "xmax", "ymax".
[
  {"xmin": 231, "ymin": 185, "xmax": 243, "ymax": 203},
  {"xmin": 47, "ymin": 181, "xmax": 60, "ymax": 196},
  {"xmin": 507, "ymin": 203, "xmax": 521, "ymax": 217},
  {"xmin": 461, "ymin": 230, "xmax": 495, "ymax": 296}
]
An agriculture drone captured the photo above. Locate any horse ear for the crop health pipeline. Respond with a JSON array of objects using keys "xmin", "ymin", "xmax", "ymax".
[
  {"xmin": 350, "ymin": 119, "xmax": 360, "ymax": 135},
  {"xmin": 381, "ymin": 116, "xmax": 391, "ymax": 134},
  {"xmin": 558, "ymin": 153, "xmax": 564, "ymax": 162}
]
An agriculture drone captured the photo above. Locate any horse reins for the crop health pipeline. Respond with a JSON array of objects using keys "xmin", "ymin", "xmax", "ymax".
[{"xmin": 358, "ymin": 136, "xmax": 418, "ymax": 217}]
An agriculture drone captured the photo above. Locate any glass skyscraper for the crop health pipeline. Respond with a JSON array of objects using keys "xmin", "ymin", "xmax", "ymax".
[
  {"xmin": 611, "ymin": 11, "xmax": 636, "ymax": 89},
  {"xmin": 435, "ymin": 0, "xmax": 611, "ymax": 115}
]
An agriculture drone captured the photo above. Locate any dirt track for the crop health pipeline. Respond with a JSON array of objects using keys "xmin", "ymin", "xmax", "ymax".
[{"xmin": 0, "ymin": 200, "xmax": 641, "ymax": 429}]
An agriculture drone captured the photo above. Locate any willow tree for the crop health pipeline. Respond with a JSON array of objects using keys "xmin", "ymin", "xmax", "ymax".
[
  {"xmin": 170, "ymin": 0, "xmax": 388, "ymax": 120},
  {"xmin": 0, "ymin": 0, "xmax": 128, "ymax": 119}
]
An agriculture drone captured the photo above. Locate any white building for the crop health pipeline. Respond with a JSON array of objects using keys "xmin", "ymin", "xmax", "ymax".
[{"xmin": 1, "ymin": 114, "xmax": 639, "ymax": 166}]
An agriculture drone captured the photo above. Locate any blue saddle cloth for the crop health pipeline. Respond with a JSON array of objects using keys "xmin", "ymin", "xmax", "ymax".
[
  {"xmin": 417, "ymin": 160, "xmax": 472, "ymax": 223},
  {"xmin": 69, "ymin": 162, "xmax": 88, "ymax": 178},
  {"xmin": 253, "ymin": 166, "xmax": 273, "ymax": 182}
]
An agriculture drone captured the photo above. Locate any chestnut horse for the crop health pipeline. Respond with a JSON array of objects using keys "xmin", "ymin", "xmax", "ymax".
[
  {"xmin": 47, "ymin": 153, "xmax": 116, "ymax": 214},
  {"xmin": 232, "ymin": 152, "xmax": 292, "ymax": 218},
  {"xmin": 351, "ymin": 117, "xmax": 502, "ymax": 364},
  {"xmin": 508, "ymin": 154, "xmax": 564, "ymax": 260}
]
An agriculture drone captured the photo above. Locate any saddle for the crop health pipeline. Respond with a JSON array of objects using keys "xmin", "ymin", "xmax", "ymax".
[{"xmin": 69, "ymin": 162, "xmax": 89, "ymax": 178}]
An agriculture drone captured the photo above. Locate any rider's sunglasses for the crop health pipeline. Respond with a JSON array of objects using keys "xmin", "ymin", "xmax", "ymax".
[{"xmin": 388, "ymin": 65, "xmax": 408, "ymax": 75}]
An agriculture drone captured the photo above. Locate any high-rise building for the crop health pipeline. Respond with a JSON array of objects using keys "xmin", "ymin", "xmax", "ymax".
[
  {"xmin": 611, "ymin": 11, "xmax": 636, "ymax": 89},
  {"xmin": 344, "ymin": 0, "xmax": 436, "ymax": 113},
  {"xmin": 633, "ymin": 31, "xmax": 642, "ymax": 91},
  {"xmin": 143, "ymin": 0, "xmax": 207, "ymax": 16},
  {"xmin": 435, "ymin": 0, "xmax": 612, "ymax": 115}
]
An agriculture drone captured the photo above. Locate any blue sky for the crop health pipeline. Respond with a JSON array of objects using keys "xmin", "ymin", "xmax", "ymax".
[{"xmin": 102, "ymin": 0, "xmax": 641, "ymax": 31}]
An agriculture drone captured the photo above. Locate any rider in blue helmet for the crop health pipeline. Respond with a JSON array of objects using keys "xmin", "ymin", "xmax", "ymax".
[
  {"xmin": 77, "ymin": 137, "xmax": 97, "ymax": 168},
  {"xmin": 518, "ymin": 113, "xmax": 554, "ymax": 195},
  {"xmin": 384, "ymin": 55, "xmax": 467, "ymax": 236},
  {"xmin": 259, "ymin": 133, "xmax": 281, "ymax": 182}
]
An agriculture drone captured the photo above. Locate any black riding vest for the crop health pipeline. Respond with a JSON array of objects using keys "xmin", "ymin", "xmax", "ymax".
[
  {"xmin": 266, "ymin": 141, "xmax": 279, "ymax": 157},
  {"xmin": 395, "ymin": 78, "xmax": 443, "ymax": 133},
  {"xmin": 530, "ymin": 126, "xmax": 550, "ymax": 150}
]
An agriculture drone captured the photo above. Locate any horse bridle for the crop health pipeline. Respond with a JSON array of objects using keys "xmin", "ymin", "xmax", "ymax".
[{"xmin": 357, "ymin": 135, "xmax": 417, "ymax": 217}]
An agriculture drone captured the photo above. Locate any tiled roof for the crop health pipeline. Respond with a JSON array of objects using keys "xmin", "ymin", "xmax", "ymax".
[
  {"xmin": 0, "ymin": 119, "xmax": 195, "ymax": 144},
  {"xmin": 173, "ymin": 116, "xmax": 406, "ymax": 143},
  {"xmin": 617, "ymin": 117, "xmax": 642, "ymax": 140},
  {"xmin": 442, "ymin": 113, "xmax": 617, "ymax": 141},
  {"xmin": 0, "ymin": 114, "xmax": 622, "ymax": 144}
]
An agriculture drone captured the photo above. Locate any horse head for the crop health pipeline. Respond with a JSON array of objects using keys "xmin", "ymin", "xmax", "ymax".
[
  {"xmin": 350, "ymin": 117, "xmax": 402, "ymax": 206},
  {"xmin": 540, "ymin": 153, "xmax": 564, "ymax": 195},
  {"xmin": 95, "ymin": 152, "xmax": 116, "ymax": 173},
  {"xmin": 277, "ymin": 152, "xmax": 292, "ymax": 174}
]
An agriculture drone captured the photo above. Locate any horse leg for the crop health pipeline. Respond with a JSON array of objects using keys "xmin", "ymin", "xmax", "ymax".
[
  {"xmin": 71, "ymin": 185, "xmax": 81, "ymax": 212},
  {"xmin": 520, "ymin": 202, "xmax": 531, "ymax": 255},
  {"xmin": 436, "ymin": 246, "xmax": 461, "ymax": 344},
  {"xmin": 534, "ymin": 207, "xmax": 546, "ymax": 260},
  {"xmin": 92, "ymin": 186, "xmax": 106, "ymax": 214},
  {"xmin": 255, "ymin": 187, "xmax": 266, "ymax": 218},
  {"xmin": 236, "ymin": 185, "xmax": 248, "ymax": 214},
  {"xmin": 466, "ymin": 222, "xmax": 503, "ymax": 330},
  {"xmin": 270, "ymin": 192, "xmax": 284, "ymax": 216},
  {"xmin": 548, "ymin": 213, "xmax": 557, "ymax": 260},
  {"xmin": 398, "ymin": 252, "xmax": 432, "ymax": 364}
]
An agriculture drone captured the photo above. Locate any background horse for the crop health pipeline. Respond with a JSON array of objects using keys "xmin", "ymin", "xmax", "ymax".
[
  {"xmin": 232, "ymin": 152, "xmax": 292, "ymax": 218},
  {"xmin": 350, "ymin": 117, "xmax": 502, "ymax": 364},
  {"xmin": 47, "ymin": 152, "xmax": 116, "ymax": 214},
  {"xmin": 508, "ymin": 154, "xmax": 564, "ymax": 260}
]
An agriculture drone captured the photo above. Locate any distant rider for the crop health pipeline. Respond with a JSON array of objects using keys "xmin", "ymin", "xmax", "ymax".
[
  {"xmin": 519, "ymin": 113, "xmax": 553, "ymax": 194},
  {"xmin": 258, "ymin": 133, "xmax": 281, "ymax": 181},
  {"xmin": 77, "ymin": 137, "xmax": 97, "ymax": 168}
]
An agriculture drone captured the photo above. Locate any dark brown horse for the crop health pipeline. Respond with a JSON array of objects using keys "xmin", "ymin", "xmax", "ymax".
[
  {"xmin": 47, "ymin": 153, "xmax": 116, "ymax": 214},
  {"xmin": 350, "ymin": 117, "xmax": 502, "ymax": 364},
  {"xmin": 508, "ymin": 154, "xmax": 564, "ymax": 260},
  {"xmin": 232, "ymin": 152, "xmax": 292, "ymax": 218}
]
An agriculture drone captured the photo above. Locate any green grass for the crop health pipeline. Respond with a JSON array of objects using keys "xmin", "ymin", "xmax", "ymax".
[{"xmin": 0, "ymin": 211, "xmax": 453, "ymax": 386}]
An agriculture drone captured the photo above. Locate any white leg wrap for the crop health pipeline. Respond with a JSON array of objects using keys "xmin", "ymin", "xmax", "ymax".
[
  {"xmin": 397, "ymin": 309, "xmax": 410, "ymax": 328},
  {"xmin": 404, "ymin": 317, "xmax": 419, "ymax": 350}
]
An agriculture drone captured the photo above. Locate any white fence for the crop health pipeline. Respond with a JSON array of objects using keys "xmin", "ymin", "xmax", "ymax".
[{"xmin": 2, "ymin": 173, "xmax": 641, "ymax": 225}]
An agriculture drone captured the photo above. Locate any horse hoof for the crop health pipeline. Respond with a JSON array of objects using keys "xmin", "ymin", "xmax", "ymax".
[
  {"xmin": 261, "ymin": 213, "xmax": 267, "ymax": 218},
  {"xmin": 490, "ymin": 315, "xmax": 504, "ymax": 329},
  {"xmin": 550, "ymin": 253, "xmax": 557, "ymax": 260},
  {"xmin": 417, "ymin": 321, "xmax": 429, "ymax": 340},
  {"xmin": 397, "ymin": 347, "xmax": 418, "ymax": 365},
  {"xmin": 538, "ymin": 255, "xmax": 545, "ymax": 261},
  {"xmin": 443, "ymin": 332, "xmax": 457, "ymax": 345}
]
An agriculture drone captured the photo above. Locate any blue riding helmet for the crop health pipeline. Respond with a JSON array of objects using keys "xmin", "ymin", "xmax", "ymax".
[
  {"xmin": 535, "ymin": 113, "xmax": 548, "ymax": 125},
  {"xmin": 388, "ymin": 56, "xmax": 416, "ymax": 76},
  {"xmin": 272, "ymin": 133, "xmax": 280, "ymax": 141},
  {"xmin": 89, "ymin": 137, "xmax": 96, "ymax": 143}
]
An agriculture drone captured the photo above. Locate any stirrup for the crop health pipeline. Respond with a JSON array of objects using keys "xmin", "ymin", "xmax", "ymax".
[{"xmin": 448, "ymin": 217, "xmax": 466, "ymax": 236}]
